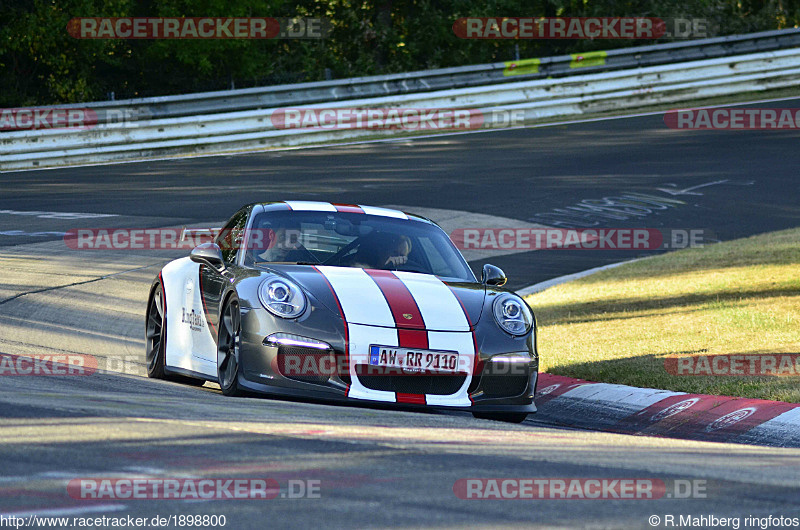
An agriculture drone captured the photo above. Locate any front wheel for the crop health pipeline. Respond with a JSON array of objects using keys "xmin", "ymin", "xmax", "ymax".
[
  {"xmin": 217, "ymin": 295, "xmax": 245, "ymax": 396},
  {"xmin": 472, "ymin": 412, "xmax": 529, "ymax": 424}
]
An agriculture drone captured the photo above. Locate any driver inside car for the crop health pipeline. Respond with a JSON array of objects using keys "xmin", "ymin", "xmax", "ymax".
[
  {"xmin": 351, "ymin": 233, "xmax": 412, "ymax": 269},
  {"xmin": 383, "ymin": 234, "xmax": 412, "ymax": 268}
]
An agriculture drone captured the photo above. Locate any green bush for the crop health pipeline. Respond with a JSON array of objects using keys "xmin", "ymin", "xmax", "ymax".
[{"xmin": 1, "ymin": 0, "xmax": 797, "ymax": 106}]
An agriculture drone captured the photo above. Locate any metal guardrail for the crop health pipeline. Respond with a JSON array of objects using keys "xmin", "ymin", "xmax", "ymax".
[
  {"xmin": 12, "ymin": 28, "xmax": 800, "ymax": 124},
  {"xmin": 2, "ymin": 29, "xmax": 800, "ymax": 171}
]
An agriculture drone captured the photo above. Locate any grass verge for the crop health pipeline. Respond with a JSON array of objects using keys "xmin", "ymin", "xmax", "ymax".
[{"xmin": 524, "ymin": 227, "xmax": 800, "ymax": 402}]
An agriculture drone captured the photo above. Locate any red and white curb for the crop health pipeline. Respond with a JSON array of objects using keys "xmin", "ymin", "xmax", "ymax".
[{"xmin": 534, "ymin": 373, "xmax": 800, "ymax": 447}]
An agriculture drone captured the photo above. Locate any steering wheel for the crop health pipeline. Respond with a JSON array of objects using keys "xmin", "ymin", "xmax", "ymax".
[
  {"xmin": 321, "ymin": 239, "xmax": 361, "ymax": 266},
  {"xmin": 390, "ymin": 257, "xmax": 428, "ymax": 274}
]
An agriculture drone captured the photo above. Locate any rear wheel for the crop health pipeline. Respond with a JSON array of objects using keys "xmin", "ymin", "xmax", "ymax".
[
  {"xmin": 145, "ymin": 282, "xmax": 205, "ymax": 386},
  {"xmin": 472, "ymin": 412, "xmax": 529, "ymax": 424},
  {"xmin": 217, "ymin": 296, "xmax": 245, "ymax": 396},
  {"xmin": 146, "ymin": 284, "xmax": 167, "ymax": 379}
]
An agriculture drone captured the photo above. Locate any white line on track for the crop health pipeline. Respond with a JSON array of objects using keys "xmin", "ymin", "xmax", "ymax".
[
  {"xmin": 0, "ymin": 230, "xmax": 68, "ymax": 237},
  {"xmin": 0, "ymin": 209, "xmax": 118, "ymax": 219},
  {"xmin": 0, "ymin": 504, "xmax": 127, "ymax": 518},
  {"xmin": 516, "ymin": 258, "xmax": 643, "ymax": 296}
]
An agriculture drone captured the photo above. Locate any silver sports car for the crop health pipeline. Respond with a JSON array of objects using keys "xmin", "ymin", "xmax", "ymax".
[{"xmin": 146, "ymin": 201, "xmax": 538, "ymax": 422}]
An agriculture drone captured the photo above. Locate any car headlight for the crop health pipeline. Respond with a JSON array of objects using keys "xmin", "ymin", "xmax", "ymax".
[
  {"xmin": 258, "ymin": 276, "xmax": 306, "ymax": 318},
  {"xmin": 492, "ymin": 293, "xmax": 532, "ymax": 335}
]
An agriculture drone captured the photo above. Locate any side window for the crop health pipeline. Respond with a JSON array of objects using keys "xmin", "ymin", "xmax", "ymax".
[{"xmin": 216, "ymin": 209, "xmax": 249, "ymax": 263}]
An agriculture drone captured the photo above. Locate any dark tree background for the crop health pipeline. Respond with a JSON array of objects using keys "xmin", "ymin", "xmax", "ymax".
[{"xmin": 0, "ymin": 0, "xmax": 796, "ymax": 106}]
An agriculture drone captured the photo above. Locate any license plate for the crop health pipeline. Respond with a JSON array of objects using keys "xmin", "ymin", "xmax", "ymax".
[{"xmin": 368, "ymin": 345, "xmax": 460, "ymax": 374}]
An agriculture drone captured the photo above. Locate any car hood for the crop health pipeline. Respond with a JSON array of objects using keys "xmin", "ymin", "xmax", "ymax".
[{"xmin": 267, "ymin": 265, "xmax": 485, "ymax": 332}]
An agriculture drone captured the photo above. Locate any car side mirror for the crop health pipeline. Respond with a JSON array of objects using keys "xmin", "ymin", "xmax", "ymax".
[
  {"xmin": 482, "ymin": 264, "xmax": 507, "ymax": 286},
  {"xmin": 190, "ymin": 242, "xmax": 226, "ymax": 272}
]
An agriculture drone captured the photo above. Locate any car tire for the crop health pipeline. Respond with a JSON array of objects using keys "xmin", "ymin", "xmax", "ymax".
[
  {"xmin": 145, "ymin": 283, "xmax": 168, "ymax": 379},
  {"xmin": 146, "ymin": 282, "xmax": 206, "ymax": 386},
  {"xmin": 217, "ymin": 294, "xmax": 245, "ymax": 397},
  {"xmin": 472, "ymin": 412, "xmax": 529, "ymax": 424}
]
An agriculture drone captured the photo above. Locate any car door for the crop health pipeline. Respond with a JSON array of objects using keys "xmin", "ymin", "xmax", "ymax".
[{"xmin": 198, "ymin": 207, "xmax": 249, "ymax": 358}]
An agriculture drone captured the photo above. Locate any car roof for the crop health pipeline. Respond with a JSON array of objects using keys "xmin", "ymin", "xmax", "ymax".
[{"xmin": 249, "ymin": 201, "xmax": 436, "ymax": 225}]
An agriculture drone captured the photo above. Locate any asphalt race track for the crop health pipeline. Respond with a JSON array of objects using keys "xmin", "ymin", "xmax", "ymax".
[
  {"xmin": 1, "ymin": 101, "xmax": 800, "ymax": 528},
  {"xmin": 4, "ymin": 100, "xmax": 800, "ymax": 288}
]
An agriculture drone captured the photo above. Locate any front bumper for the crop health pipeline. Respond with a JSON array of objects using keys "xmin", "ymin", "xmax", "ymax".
[{"xmin": 236, "ymin": 306, "xmax": 538, "ymax": 412}]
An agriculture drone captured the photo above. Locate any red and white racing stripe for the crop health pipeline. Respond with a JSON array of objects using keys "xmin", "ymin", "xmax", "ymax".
[
  {"xmin": 315, "ymin": 267, "xmax": 395, "ymax": 327},
  {"xmin": 331, "ymin": 203, "xmax": 365, "ymax": 214},
  {"xmin": 283, "ymin": 201, "xmax": 408, "ymax": 219},
  {"xmin": 313, "ymin": 266, "xmax": 473, "ymax": 406},
  {"xmin": 315, "ymin": 266, "xmax": 468, "ymax": 331},
  {"xmin": 359, "ymin": 205, "xmax": 408, "ymax": 219},
  {"xmin": 284, "ymin": 201, "xmax": 337, "ymax": 212},
  {"xmin": 392, "ymin": 271, "xmax": 470, "ymax": 332},
  {"xmin": 365, "ymin": 269, "xmax": 426, "ymax": 331}
]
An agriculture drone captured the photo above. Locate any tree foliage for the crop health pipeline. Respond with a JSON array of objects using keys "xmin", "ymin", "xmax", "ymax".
[{"xmin": 1, "ymin": 0, "xmax": 797, "ymax": 105}]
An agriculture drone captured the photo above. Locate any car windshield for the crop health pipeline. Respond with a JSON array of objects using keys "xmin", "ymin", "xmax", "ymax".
[{"xmin": 243, "ymin": 210, "xmax": 476, "ymax": 282}]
